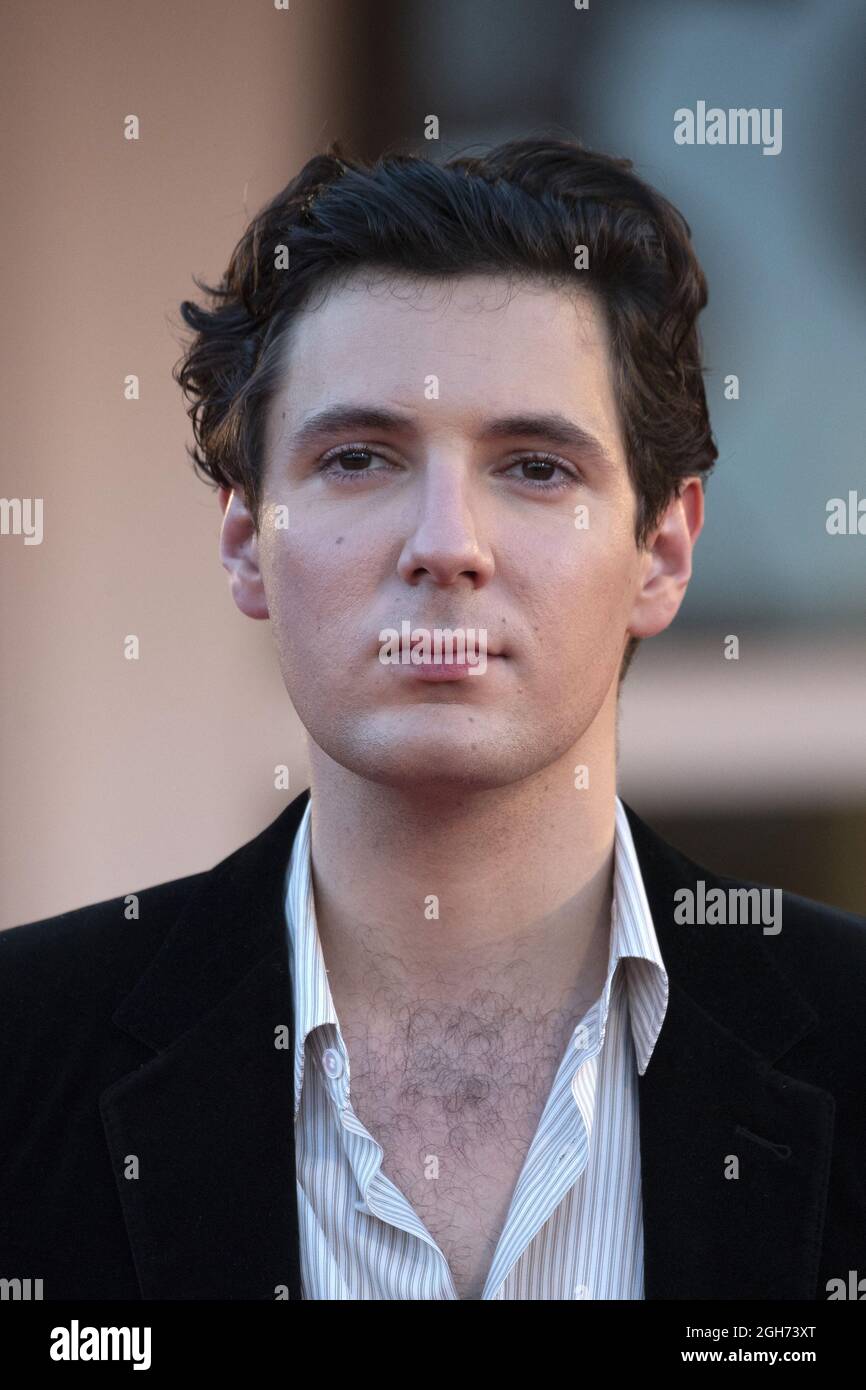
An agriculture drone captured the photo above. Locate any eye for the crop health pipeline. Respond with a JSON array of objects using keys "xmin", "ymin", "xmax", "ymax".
[
  {"xmin": 315, "ymin": 445, "xmax": 396, "ymax": 484},
  {"xmin": 503, "ymin": 453, "xmax": 581, "ymax": 492}
]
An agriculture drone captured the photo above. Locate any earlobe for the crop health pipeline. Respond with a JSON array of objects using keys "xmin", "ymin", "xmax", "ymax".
[{"xmin": 218, "ymin": 489, "xmax": 270, "ymax": 621}]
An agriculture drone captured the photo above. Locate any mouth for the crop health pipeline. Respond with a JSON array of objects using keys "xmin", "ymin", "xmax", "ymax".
[
  {"xmin": 373, "ymin": 630, "xmax": 507, "ymax": 660},
  {"xmin": 372, "ymin": 622, "xmax": 509, "ymax": 681},
  {"xmin": 392, "ymin": 653, "xmax": 505, "ymax": 682}
]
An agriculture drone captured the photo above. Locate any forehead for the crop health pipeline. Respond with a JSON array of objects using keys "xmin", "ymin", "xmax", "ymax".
[{"xmin": 267, "ymin": 269, "xmax": 622, "ymax": 450}]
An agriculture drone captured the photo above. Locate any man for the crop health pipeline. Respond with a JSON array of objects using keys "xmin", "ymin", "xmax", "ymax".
[{"xmin": 2, "ymin": 137, "xmax": 864, "ymax": 1302}]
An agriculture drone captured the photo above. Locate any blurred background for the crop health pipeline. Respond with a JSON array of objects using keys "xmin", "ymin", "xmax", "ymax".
[{"xmin": 1, "ymin": 0, "xmax": 863, "ymax": 929}]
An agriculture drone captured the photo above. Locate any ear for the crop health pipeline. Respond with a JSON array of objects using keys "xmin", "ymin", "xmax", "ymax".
[
  {"xmin": 218, "ymin": 486, "xmax": 269, "ymax": 620},
  {"xmin": 627, "ymin": 477, "xmax": 704, "ymax": 640}
]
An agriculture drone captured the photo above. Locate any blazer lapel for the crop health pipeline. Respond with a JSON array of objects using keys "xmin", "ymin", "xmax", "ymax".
[
  {"xmin": 99, "ymin": 788, "xmax": 313, "ymax": 1300},
  {"xmin": 623, "ymin": 802, "xmax": 835, "ymax": 1300}
]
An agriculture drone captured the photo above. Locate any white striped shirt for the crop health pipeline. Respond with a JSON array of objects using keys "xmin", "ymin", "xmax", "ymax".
[{"xmin": 284, "ymin": 793, "xmax": 669, "ymax": 1300}]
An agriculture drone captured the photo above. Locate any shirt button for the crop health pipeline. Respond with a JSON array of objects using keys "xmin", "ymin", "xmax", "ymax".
[{"xmin": 322, "ymin": 1047, "xmax": 344, "ymax": 1079}]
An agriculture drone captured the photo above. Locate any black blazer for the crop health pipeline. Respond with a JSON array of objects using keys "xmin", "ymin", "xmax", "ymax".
[{"xmin": 2, "ymin": 787, "xmax": 864, "ymax": 1301}]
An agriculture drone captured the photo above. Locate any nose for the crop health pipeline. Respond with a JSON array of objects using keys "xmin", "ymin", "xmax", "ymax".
[{"xmin": 396, "ymin": 453, "xmax": 495, "ymax": 588}]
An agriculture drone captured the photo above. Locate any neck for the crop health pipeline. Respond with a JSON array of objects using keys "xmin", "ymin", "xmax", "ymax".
[{"xmin": 303, "ymin": 717, "xmax": 619, "ymax": 1010}]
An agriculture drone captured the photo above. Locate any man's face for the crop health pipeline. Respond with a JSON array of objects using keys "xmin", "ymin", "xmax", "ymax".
[{"xmin": 249, "ymin": 270, "xmax": 652, "ymax": 791}]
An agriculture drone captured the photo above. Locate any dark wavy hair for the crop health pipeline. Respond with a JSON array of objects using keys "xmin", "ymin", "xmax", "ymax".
[{"xmin": 173, "ymin": 135, "xmax": 717, "ymax": 683}]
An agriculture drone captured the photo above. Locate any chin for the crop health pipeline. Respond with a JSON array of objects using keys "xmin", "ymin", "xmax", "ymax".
[
  {"xmin": 310, "ymin": 705, "xmax": 558, "ymax": 791},
  {"xmin": 355, "ymin": 764, "xmax": 527, "ymax": 795}
]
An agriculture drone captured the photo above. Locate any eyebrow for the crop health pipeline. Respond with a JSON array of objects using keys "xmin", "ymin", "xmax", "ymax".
[{"xmin": 286, "ymin": 404, "xmax": 615, "ymax": 471}]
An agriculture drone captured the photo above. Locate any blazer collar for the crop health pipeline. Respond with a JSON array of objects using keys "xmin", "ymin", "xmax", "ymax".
[{"xmin": 100, "ymin": 788, "xmax": 832, "ymax": 1300}]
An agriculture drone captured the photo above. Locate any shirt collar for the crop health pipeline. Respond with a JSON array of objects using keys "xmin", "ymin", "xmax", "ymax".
[
  {"xmin": 284, "ymin": 796, "xmax": 335, "ymax": 1120},
  {"xmin": 608, "ymin": 796, "xmax": 669, "ymax": 1074},
  {"xmin": 284, "ymin": 792, "xmax": 669, "ymax": 1116}
]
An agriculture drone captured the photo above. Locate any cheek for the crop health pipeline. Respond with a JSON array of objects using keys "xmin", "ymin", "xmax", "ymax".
[
  {"xmin": 522, "ymin": 537, "xmax": 636, "ymax": 685},
  {"xmin": 531, "ymin": 521, "xmax": 635, "ymax": 620},
  {"xmin": 259, "ymin": 533, "xmax": 373, "ymax": 659},
  {"xmin": 577, "ymin": 505, "xmax": 640, "ymax": 606},
  {"xmin": 257, "ymin": 536, "xmax": 314, "ymax": 661}
]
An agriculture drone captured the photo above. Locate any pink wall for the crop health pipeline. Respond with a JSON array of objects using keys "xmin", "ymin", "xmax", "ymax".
[{"xmin": 1, "ymin": 0, "xmax": 352, "ymax": 927}]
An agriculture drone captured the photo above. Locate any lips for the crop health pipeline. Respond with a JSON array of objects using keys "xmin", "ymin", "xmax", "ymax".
[
  {"xmin": 375, "ymin": 629, "xmax": 506, "ymax": 658},
  {"xmin": 411, "ymin": 654, "xmax": 505, "ymax": 663}
]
